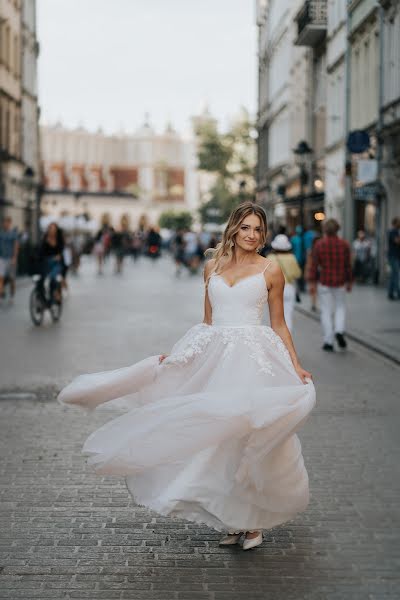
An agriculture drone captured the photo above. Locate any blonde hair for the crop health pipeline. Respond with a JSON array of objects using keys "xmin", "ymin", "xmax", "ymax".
[{"xmin": 205, "ymin": 201, "xmax": 268, "ymax": 286}]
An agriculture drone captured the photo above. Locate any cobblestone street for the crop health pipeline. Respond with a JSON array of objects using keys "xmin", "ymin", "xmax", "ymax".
[{"xmin": 0, "ymin": 258, "xmax": 399, "ymax": 599}]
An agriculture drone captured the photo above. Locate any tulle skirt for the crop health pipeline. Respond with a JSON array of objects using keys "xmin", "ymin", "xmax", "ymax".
[{"xmin": 58, "ymin": 323, "xmax": 316, "ymax": 533}]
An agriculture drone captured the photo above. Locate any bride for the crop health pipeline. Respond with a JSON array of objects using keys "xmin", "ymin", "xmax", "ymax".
[{"xmin": 58, "ymin": 201, "xmax": 315, "ymax": 551}]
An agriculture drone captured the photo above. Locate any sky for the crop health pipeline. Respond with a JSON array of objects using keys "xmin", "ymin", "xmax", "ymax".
[{"xmin": 37, "ymin": 0, "xmax": 257, "ymax": 136}]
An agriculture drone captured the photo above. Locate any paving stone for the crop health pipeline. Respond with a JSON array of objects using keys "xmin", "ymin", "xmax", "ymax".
[{"xmin": 1, "ymin": 260, "xmax": 399, "ymax": 599}]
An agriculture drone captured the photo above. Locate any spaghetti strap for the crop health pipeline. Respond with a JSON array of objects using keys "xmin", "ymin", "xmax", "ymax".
[{"xmin": 262, "ymin": 260, "xmax": 273, "ymax": 274}]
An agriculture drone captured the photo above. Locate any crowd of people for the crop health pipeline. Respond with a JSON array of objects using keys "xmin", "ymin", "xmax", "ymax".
[{"xmin": 0, "ymin": 213, "xmax": 399, "ymax": 344}]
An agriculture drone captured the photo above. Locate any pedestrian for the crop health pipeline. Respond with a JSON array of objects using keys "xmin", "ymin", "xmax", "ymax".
[
  {"xmin": 62, "ymin": 236, "xmax": 73, "ymax": 292},
  {"xmin": 387, "ymin": 217, "xmax": 400, "ymax": 300},
  {"xmin": 112, "ymin": 219, "xmax": 131, "ymax": 275},
  {"xmin": 0, "ymin": 216, "xmax": 19, "ymax": 305},
  {"xmin": 146, "ymin": 226, "xmax": 162, "ymax": 260},
  {"xmin": 39, "ymin": 222, "xmax": 65, "ymax": 303},
  {"xmin": 130, "ymin": 230, "xmax": 142, "ymax": 262},
  {"xmin": 268, "ymin": 234, "xmax": 301, "ymax": 332},
  {"xmin": 308, "ymin": 218, "xmax": 352, "ymax": 352},
  {"xmin": 71, "ymin": 234, "xmax": 83, "ymax": 276},
  {"xmin": 183, "ymin": 229, "xmax": 200, "ymax": 273},
  {"xmin": 93, "ymin": 225, "xmax": 110, "ymax": 275},
  {"xmin": 290, "ymin": 225, "xmax": 306, "ymax": 296},
  {"xmin": 352, "ymin": 230, "xmax": 372, "ymax": 283},
  {"xmin": 303, "ymin": 228, "xmax": 317, "ymax": 255},
  {"xmin": 290, "ymin": 225, "xmax": 304, "ymax": 267},
  {"xmin": 59, "ymin": 201, "xmax": 315, "ymax": 551},
  {"xmin": 172, "ymin": 229, "xmax": 186, "ymax": 276},
  {"xmin": 198, "ymin": 230, "xmax": 212, "ymax": 259}
]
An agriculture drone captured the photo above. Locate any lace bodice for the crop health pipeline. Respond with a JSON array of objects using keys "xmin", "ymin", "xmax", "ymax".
[{"xmin": 208, "ymin": 269, "xmax": 269, "ymax": 327}]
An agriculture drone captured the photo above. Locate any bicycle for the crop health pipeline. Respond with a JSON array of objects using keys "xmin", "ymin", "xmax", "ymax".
[{"xmin": 29, "ymin": 272, "xmax": 63, "ymax": 326}]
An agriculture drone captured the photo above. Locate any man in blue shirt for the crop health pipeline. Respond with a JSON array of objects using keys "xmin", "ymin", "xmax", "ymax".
[
  {"xmin": 291, "ymin": 225, "xmax": 315, "ymax": 293},
  {"xmin": 0, "ymin": 216, "xmax": 19, "ymax": 303},
  {"xmin": 290, "ymin": 225, "xmax": 304, "ymax": 266}
]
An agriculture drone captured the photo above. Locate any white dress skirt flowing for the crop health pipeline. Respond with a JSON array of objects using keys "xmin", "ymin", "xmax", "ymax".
[{"xmin": 58, "ymin": 267, "xmax": 316, "ymax": 533}]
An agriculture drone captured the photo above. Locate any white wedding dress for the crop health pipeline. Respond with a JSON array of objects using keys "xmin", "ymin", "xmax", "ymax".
[{"xmin": 58, "ymin": 264, "xmax": 316, "ymax": 533}]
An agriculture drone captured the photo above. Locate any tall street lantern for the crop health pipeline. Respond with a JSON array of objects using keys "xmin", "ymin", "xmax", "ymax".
[
  {"xmin": 23, "ymin": 167, "xmax": 35, "ymax": 240},
  {"xmin": 293, "ymin": 140, "xmax": 313, "ymax": 291}
]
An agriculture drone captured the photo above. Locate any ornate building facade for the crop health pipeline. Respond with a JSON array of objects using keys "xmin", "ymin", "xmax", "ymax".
[
  {"xmin": 256, "ymin": 0, "xmax": 324, "ymax": 232},
  {"xmin": 40, "ymin": 121, "xmax": 199, "ymax": 228},
  {"xmin": 0, "ymin": 0, "xmax": 40, "ymax": 237},
  {"xmin": 380, "ymin": 0, "xmax": 400, "ymax": 229},
  {"xmin": 256, "ymin": 0, "xmax": 400, "ymax": 277}
]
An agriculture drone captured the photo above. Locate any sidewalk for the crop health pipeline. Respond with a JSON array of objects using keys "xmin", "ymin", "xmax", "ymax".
[{"xmin": 297, "ymin": 284, "xmax": 400, "ymax": 364}]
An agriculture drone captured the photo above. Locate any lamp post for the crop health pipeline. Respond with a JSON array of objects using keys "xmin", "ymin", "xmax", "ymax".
[
  {"xmin": 293, "ymin": 140, "xmax": 313, "ymax": 291},
  {"xmin": 23, "ymin": 167, "xmax": 34, "ymax": 237}
]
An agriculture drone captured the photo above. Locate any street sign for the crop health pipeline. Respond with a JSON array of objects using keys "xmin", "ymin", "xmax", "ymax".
[
  {"xmin": 347, "ymin": 130, "xmax": 370, "ymax": 153},
  {"xmin": 357, "ymin": 159, "xmax": 377, "ymax": 184}
]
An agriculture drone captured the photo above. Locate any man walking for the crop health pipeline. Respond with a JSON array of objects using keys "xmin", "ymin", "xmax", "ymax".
[
  {"xmin": 387, "ymin": 217, "xmax": 400, "ymax": 300},
  {"xmin": 0, "ymin": 216, "xmax": 19, "ymax": 304},
  {"xmin": 308, "ymin": 219, "xmax": 352, "ymax": 352}
]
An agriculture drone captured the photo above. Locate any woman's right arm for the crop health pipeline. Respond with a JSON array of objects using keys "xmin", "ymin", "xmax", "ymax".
[{"xmin": 203, "ymin": 259, "xmax": 214, "ymax": 325}]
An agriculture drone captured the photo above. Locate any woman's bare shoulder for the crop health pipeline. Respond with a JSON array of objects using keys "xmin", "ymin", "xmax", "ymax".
[
  {"xmin": 263, "ymin": 257, "xmax": 284, "ymax": 285},
  {"xmin": 265, "ymin": 257, "xmax": 280, "ymax": 272}
]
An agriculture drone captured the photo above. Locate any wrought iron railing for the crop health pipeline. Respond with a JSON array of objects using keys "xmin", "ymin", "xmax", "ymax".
[{"xmin": 297, "ymin": 0, "xmax": 327, "ymax": 35}]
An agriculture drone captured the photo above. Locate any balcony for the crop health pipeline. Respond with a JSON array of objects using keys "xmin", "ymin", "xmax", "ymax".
[{"xmin": 295, "ymin": 0, "xmax": 327, "ymax": 47}]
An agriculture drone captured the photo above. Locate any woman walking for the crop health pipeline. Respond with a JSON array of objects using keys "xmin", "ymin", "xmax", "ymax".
[
  {"xmin": 59, "ymin": 202, "xmax": 315, "ymax": 550},
  {"xmin": 268, "ymin": 234, "xmax": 302, "ymax": 333}
]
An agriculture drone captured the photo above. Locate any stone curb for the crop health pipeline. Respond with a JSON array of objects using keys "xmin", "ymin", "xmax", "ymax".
[{"xmin": 296, "ymin": 305, "xmax": 400, "ymax": 366}]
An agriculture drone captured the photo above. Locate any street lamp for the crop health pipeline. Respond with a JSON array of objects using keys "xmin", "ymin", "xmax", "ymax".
[
  {"xmin": 23, "ymin": 167, "xmax": 35, "ymax": 239},
  {"xmin": 293, "ymin": 140, "xmax": 313, "ymax": 290}
]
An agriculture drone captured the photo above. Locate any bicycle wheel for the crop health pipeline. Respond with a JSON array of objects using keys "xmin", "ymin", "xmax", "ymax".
[
  {"xmin": 50, "ymin": 299, "xmax": 62, "ymax": 322},
  {"xmin": 29, "ymin": 288, "xmax": 44, "ymax": 326}
]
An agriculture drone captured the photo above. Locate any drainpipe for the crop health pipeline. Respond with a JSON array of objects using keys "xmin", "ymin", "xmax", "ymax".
[
  {"xmin": 375, "ymin": 1, "xmax": 385, "ymax": 284},
  {"xmin": 343, "ymin": 4, "xmax": 354, "ymax": 244}
]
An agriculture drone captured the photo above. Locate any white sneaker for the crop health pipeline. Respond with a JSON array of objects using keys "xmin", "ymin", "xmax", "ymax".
[
  {"xmin": 219, "ymin": 532, "xmax": 243, "ymax": 546},
  {"xmin": 242, "ymin": 531, "xmax": 263, "ymax": 550}
]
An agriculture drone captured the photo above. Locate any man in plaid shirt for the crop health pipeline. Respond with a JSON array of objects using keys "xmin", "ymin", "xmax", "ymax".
[{"xmin": 308, "ymin": 219, "xmax": 353, "ymax": 351}]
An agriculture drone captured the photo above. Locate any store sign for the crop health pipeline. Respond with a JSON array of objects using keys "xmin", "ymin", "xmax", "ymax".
[
  {"xmin": 357, "ymin": 159, "xmax": 378, "ymax": 184},
  {"xmin": 347, "ymin": 130, "xmax": 370, "ymax": 153},
  {"xmin": 354, "ymin": 183, "xmax": 377, "ymax": 202}
]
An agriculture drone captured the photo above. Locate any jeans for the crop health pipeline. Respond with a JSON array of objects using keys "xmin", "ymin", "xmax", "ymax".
[
  {"xmin": 318, "ymin": 284, "xmax": 346, "ymax": 345},
  {"xmin": 388, "ymin": 256, "xmax": 400, "ymax": 298},
  {"xmin": 41, "ymin": 258, "xmax": 62, "ymax": 295}
]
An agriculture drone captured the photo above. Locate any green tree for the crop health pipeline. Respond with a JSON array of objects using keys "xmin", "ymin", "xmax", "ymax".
[
  {"xmin": 196, "ymin": 109, "xmax": 256, "ymax": 225},
  {"xmin": 196, "ymin": 122, "xmax": 233, "ymax": 176},
  {"xmin": 199, "ymin": 176, "xmax": 247, "ymax": 225},
  {"xmin": 158, "ymin": 210, "xmax": 193, "ymax": 231}
]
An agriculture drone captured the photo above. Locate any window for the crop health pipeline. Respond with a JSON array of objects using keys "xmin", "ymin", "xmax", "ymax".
[
  {"xmin": 14, "ymin": 110, "xmax": 19, "ymax": 156},
  {"xmin": 363, "ymin": 39, "xmax": 370, "ymax": 121},
  {"xmin": 5, "ymin": 25, "xmax": 10, "ymax": 69},
  {"xmin": 5, "ymin": 106, "xmax": 10, "ymax": 152},
  {"xmin": 13, "ymin": 34, "xmax": 19, "ymax": 77}
]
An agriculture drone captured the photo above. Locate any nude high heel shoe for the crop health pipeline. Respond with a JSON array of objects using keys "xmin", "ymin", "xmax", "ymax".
[
  {"xmin": 242, "ymin": 531, "xmax": 263, "ymax": 550},
  {"xmin": 218, "ymin": 532, "xmax": 244, "ymax": 546}
]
